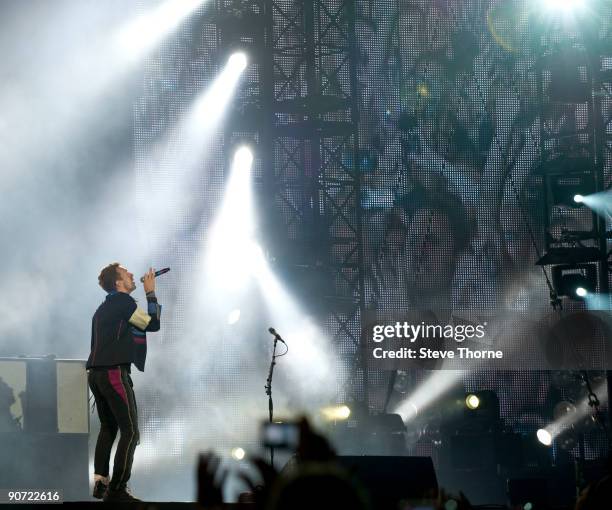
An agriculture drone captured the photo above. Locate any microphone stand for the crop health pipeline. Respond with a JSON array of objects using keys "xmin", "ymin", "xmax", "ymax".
[{"xmin": 265, "ymin": 336, "xmax": 279, "ymax": 466}]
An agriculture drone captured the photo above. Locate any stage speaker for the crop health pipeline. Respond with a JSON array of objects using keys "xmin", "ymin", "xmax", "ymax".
[
  {"xmin": 337, "ymin": 456, "xmax": 438, "ymax": 507},
  {"xmin": 56, "ymin": 360, "xmax": 89, "ymax": 433},
  {"xmin": 0, "ymin": 432, "xmax": 89, "ymax": 501},
  {"xmin": 0, "ymin": 357, "xmax": 89, "ymax": 433},
  {"xmin": 0, "ymin": 357, "xmax": 89, "ymax": 501}
]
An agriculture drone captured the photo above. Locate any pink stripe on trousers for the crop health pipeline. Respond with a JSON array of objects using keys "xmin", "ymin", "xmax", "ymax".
[{"xmin": 108, "ymin": 368, "xmax": 128, "ymax": 405}]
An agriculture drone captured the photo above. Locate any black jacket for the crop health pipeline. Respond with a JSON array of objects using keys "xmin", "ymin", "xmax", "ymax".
[{"xmin": 86, "ymin": 291, "xmax": 161, "ymax": 372}]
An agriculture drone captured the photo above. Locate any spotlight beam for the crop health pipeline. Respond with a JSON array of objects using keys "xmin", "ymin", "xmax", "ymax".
[
  {"xmin": 538, "ymin": 382, "xmax": 607, "ymax": 444},
  {"xmin": 205, "ymin": 146, "xmax": 257, "ymax": 294},
  {"xmin": 393, "ymin": 371, "xmax": 464, "ymax": 423},
  {"xmin": 115, "ymin": 0, "xmax": 208, "ymax": 60},
  {"xmin": 579, "ymin": 190, "xmax": 612, "ymax": 219},
  {"xmin": 253, "ymin": 260, "xmax": 338, "ymax": 406},
  {"xmin": 138, "ymin": 53, "xmax": 248, "ymax": 253}
]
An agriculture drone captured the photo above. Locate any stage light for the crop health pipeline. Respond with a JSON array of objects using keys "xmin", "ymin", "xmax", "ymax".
[
  {"xmin": 320, "ymin": 404, "xmax": 351, "ymax": 421},
  {"xmin": 549, "ymin": 172, "xmax": 595, "ymax": 209},
  {"xmin": 462, "ymin": 391, "xmax": 501, "ymax": 428},
  {"xmin": 231, "ymin": 447, "xmax": 246, "ymax": 460},
  {"xmin": 234, "ymin": 146, "xmax": 253, "ymax": 171},
  {"xmin": 401, "ymin": 402, "xmax": 419, "ymax": 422},
  {"xmin": 465, "ymin": 394, "xmax": 480, "ymax": 410},
  {"xmin": 576, "ymin": 286, "xmax": 588, "ymax": 297},
  {"xmin": 115, "ymin": 0, "xmax": 207, "ymax": 59},
  {"xmin": 536, "ymin": 428, "xmax": 553, "ymax": 446},
  {"xmin": 551, "ymin": 264, "xmax": 597, "ymax": 301},
  {"xmin": 536, "ymin": 383, "xmax": 608, "ymax": 454},
  {"xmin": 227, "ymin": 309, "xmax": 241, "ymax": 325},
  {"xmin": 228, "ymin": 52, "xmax": 248, "ymax": 72},
  {"xmin": 543, "ymin": 0, "xmax": 586, "ymax": 13}
]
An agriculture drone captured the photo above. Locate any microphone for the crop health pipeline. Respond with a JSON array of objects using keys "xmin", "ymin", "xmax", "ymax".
[
  {"xmin": 140, "ymin": 267, "xmax": 170, "ymax": 283},
  {"xmin": 268, "ymin": 327, "xmax": 287, "ymax": 345}
]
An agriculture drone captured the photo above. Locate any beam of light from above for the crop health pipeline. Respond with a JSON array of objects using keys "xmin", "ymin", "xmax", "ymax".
[
  {"xmin": 253, "ymin": 260, "xmax": 339, "ymax": 407},
  {"xmin": 137, "ymin": 53, "xmax": 248, "ymax": 252},
  {"xmin": 538, "ymin": 0, "xmax": 596, "ymax": 26},
  {"xmin": 393, "ymin": 370, "xmax": 464, "ymax": 423},
  {"xmin": 205, "ymin": 146, "xmax": 261, "ymax": 295},
  {"xmin": 192, "ymin": 53, "xmax": 249, "ymax": 121},
  {"xmin": 114, "ymin": 0, "xmax": 208, "ymax": 60},
  {"xmin": 228, "ymin": 52, "xmax": 248, "ymax": 73},
  {"xmin": 543, "ymin": 0, "xmax": 586, "ymax": 13},
  {"xmin": 173, "ymin": 52, "xmax": 249, "ymax": 171}
]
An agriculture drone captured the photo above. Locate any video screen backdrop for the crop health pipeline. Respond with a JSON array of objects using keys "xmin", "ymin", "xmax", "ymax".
[{"xmin": 131, "ymin": 0, "xmax": 611, "ymax": 500}]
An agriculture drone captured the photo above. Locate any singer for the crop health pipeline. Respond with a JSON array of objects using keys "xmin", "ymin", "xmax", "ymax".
[{"xmin": 86, "ymin": 263, "xmax": 162, "ymax": 502}]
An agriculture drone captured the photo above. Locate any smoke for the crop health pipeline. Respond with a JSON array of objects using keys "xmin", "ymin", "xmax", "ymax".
[{"xmin": 1, "ymin": 1, "xmax": 340, "ymax": 501}]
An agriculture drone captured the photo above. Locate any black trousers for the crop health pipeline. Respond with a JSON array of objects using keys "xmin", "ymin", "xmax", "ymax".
[{"xmin": 88, "ymin": 365, "xmax": 139, "ymax": 491}]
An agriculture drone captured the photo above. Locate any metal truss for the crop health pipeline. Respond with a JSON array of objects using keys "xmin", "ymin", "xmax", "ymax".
[
  {"xmin": 266, "ymin": 0, "xmax": 367, "ymax": 405},
  {"xmin": 214, "ymin": 0, "xmax": 367, "ymax": 405},
  {"xmin": 532, "ymin": 3, "xmax": 612, "ymax": 426},
  {"xmin": 533, "ymin": 5, "xmax": 611, "ymax": 295}
]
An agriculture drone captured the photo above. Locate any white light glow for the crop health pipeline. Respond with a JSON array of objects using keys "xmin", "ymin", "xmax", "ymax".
[
  {"xmin": 394, "ymin": 371, "xmax": 464, "ymax": 423},
  {"xmin": 227, "ymin": 309, "xmax": 241, "ymax": 325},
  {"xmin": 205, "ymin": 148, "xmax": 260, "ymax": 293},
  {"xmin": 543, "ymin": 0, "xmax": 586, "ymax": 13},
  {"xmin": 234, "ymin": 146, "xmax": 254, "ymax": 171},
  {"xmin": 231, "ymin": 447, "xmax": 246, "ymax": 460},
  {"xmin": 192, "ymin": 62, "xmax": 248, "ymax": 124},
  {"xmin": 465, "ymin": 394, "xmax": 480, "ymax": 410},
  {"xmin": 254, "ymin": 261, "xmax": 338, "ymax": 406},
  {"xmin": 115, "ymin": 0, "xmax": 207, "ymax": 60},
  {"xmin": 135, "ymin": 34, "xmax": 248, "ymax": 256},
  {"xmin": 578, "ymin": 190, "xmax": 612, "ymax": 219},
  {"xmin": 575, "ymin": 287, "xmax": 588, "ymax": 297},
  {"xmin": 573, "ymin": 194, "xmax": 584, "ymax": 203},
  {"xmin": 538, "ymin": 383, "xmax": 608, "ymax": 445},
  {"xmin": 228, "ymin": 52, "xmax": 248, "ymax": 72},
  {"xmin": 536, "ymin": 428, "xmax": 553, "ymax": 446},
  {"xmin": 321, "ymin": 405, "xmax": 351, "ymax": 421}
]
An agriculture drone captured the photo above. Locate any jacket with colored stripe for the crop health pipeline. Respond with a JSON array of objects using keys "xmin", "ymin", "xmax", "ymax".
[{"xmin": 86, "ymin": 291, "xmax": 161, "ymax": 372}]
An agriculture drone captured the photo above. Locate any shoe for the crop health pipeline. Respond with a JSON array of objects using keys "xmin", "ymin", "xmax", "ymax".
[
  {"xmin": 92, "ymin": 480, "xmax": 108, "ymax": 499},
  {"xmin": 103, "ymin": 485, "xmax": 142, "ymax": 502}
]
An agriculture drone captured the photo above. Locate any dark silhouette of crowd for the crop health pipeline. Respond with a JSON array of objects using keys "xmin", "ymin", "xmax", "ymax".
[{"xmin": 193, "ymin": 418, "xmax": 612, "ymax": 510}]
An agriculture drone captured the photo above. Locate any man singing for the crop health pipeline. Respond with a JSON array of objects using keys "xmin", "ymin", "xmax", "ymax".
[{"xmin": 86, "ymin": 263, "xmax": 161, "ymax": 502}]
